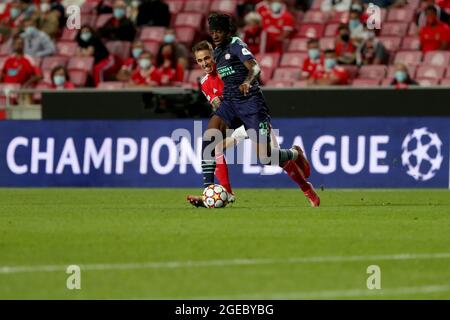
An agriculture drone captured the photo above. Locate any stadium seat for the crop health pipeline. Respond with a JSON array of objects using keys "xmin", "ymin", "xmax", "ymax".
[
  {"xmin": 358, "ymin": 65, "xmax": 387, "ymax": 80},
  {"xmin": 0, "ymin": 42, "xmax": 11, "ymax": 56},
  {"xmin": 255, "ymin": 53, "xmax": 281, "ymax": 69},
  {"xmin": 61, "ymin": 29, "xmax": 78, "ymax": 41},
  {"xmin": 187, "ymin": 69, "xmax": 205, "ymax": 85},
  {"xmin": 174, "ymin": 12, "xmax": 203, "ymax": 29},
  {"xmin": 33, "ymin": 82, "xmax": 52, "ymax": 103},
  {"xmin": 380, "ymin": 22, "xmax": 408, "ymax": 37},
  {"xmin": 296, "ymin": 24, "xmax": 324, "ymax": 38},
  {"xmin": 310, "ymin": 0, "xmax": 324, "ymax": 10},
  {"xmin": 183, "ymin": 0, "xmax": 211, "ymax": 14},
  {"xmin": 352, "ymin": 79, "xmax": 381, "ymax": 87},
  {"xmin": 401, "ymin": 36, "xmax": 420, "ymax": 50},
  {"xmin": 259, "ymin": 66, "xmax": 274, "ymax": 85},
  {"xmin": 293, "ymin": 80, "xmax": 307, "ymax": 87},
  {"xmin": 143, "ymin": 41, "xmax": 160, "ymax": 56},
  {"xmin": 0, "ymin": 56, "xmax": 5, "ymax": 69},
  {"xmin": 140, "ymin": 27, "xmax": 166, "ymax": 42},
  {"xmin": 95, "ymin": 14, "xmax": 113, "ymax": 29},
  {"xmin": 279, "ymin": 52, "xmax": 307, "ymax": 68},
  {"xmin": 287, "ymin": 38, "xmax": 309, "ymax": 52},
  {"xmin": 408, "ymin": 22, "xmax": 419, "ymax": 36},
  {"xmin": 319, "ymin": 37, "xmax": 335, "ymax": 50},
  {"xmin": 440, "ymin": 78, "xmax": 450, "ymax": 85},
  {"xmin": 445, "ymin": 68, "xmax": 450, "ymax": 78},
  {"xmin": 210, "ymin": 0, "xmax": 237, "ymax": 15},
  {"xmin": 175, "ymin": 27, "xmax": 197, "ymax": 47},
  {"xmin": 265, "ymin": 80, "xmax": 293, "ymax": 87},
  {"xmin": 80, "ymin": 14, "xmax": 97, "ymax": 27},
  {"xmin": 387, "ymin": 65, "xmax": 417, "ymax": 78},
  {"xmin": 41, "ymin": 56, "xmax": 69, "ymax": 71},
  {"xmin": 81, "ymin": 1, "xmax": 98, "ymax": 14},
  {"xmin": 302, "ymin": 10, "xmax": 329, "ymax": 24},
  {"xmin": 329, "ymin": 11, "xmax": 349, "ymax": 23},
  {"xmin": 416, "ymin": 65, "xmax": 446, "ymax": 79},
  {"xmin": 394, "ymin": 51, "xmax": 423, "ymax": 66},
  {"xmin": 272, "ymin": 67, "xmax": 301, "ymax": 81},
  {"xmin": 68, "ymin": 57, "xmax": 95, "ymax": 73},
  {"xmin": 387, "ymin": 8, "xmax": 415, "ymax": 22},
  {"xmin": 378, "ymin": 36, "xmax": 402, "ymax": 52},
  {"xmin": 405, "ymin": 0, "xmax": 420, "ymax": 8},
  {"xmin": 166, "ymin": 0, "xmax": 184, "ymax": 14},
  {"xmin": 416, "ymin": 78, "xmax": 439, "ymax": 86},
  {"xmin": 423, "ymin": 51, "xmax": 450, "ymax": 66},
  {"xmin": 97, "ymin": 81, "xmax": 126, "ymax": 89},
  {"xmin": 68, "ymin": 70, "xmax": 89, "ymax": 87},
  {"xmin": 324, "ymin": 23, "xmax": 340, "ymax": 37},
  {"xmin": 106, "ymin": 41, "xmax": 131, "ymax": 61},
  {"xmin": 56, "ymin": 41, "xmax": 78, "ymax": 57},
  {"xmin": 341, "ymin": 65, "xmax": 358, "ymax": 80},
  {"xmin": 381, "ymin": 78, "xmax": 393, "ymax": 86}
]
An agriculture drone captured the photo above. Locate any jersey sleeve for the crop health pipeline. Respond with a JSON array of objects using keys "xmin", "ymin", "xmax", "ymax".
[
  {"xmin": 200, "ymin": 76, "xmax": 220, "ymax": 104},
  {"xmin": 230, "ymin": 37, "xmax": 255, "ymax": 63}
]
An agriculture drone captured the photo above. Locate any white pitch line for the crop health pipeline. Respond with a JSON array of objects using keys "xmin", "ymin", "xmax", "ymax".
[{"xmin": 1, "ymin": 252, "xmax": 450, "ymax": 275}]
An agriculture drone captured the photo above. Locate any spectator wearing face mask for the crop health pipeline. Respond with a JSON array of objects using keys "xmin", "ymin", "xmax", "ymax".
[
  {"xmin": 116, "ymin": 40, "xmax": 144, "ymax": 81},
  {"xmin": 129, "ymin": 51, "xmax": 161, "ymax": 87},
  {"xmin": 162, "ymin": 29, "xmax": 189, "ymax": 69},
  {"xmin": 0, "ymin": 36, "xmax": 41, "ymax": 87},
  {"xmin": 335, "ymin": 24, "xmax": 357, "ymax": 65},
  {"xmin": 261, "ymin": 0, "xmax": 294, "ymax": 53},
  {"xmin": 128, "ymin": 0, "xmax": 140, "ymax": 24},
  {"xmin": 50, "ymin": 65, "xmax": 75, "ymax": 89},
  {"xmin": 390, "ymin": 63, "xmax": 419, "ymax": 89},
  {"xmin": 242, "ymin": 11, "xmax": 263, "ymax": 54},
  {"xmin": 31, "ymin": 0, "xmax": 60, "ymax": 39},
  {"xmin": 99, "ymin": 0, "xmax": 136, "ymax": 42},
  {"xmin": 0, "ymin": 1, "xmax": 26, "ymax": 39},
  {"xmin": 302, "ymin": 38, "xmax": 324, "ymax": 79},
  {"xmin": 356, "ymin": 31, "xmax": 389, "ymax": 65},
  {"xmin": 155, "ymin": 43, "xmax": 184, "ymax": 86},
  {"xmin": 419, "ymin": 5, "xmax": 450, "ymax": 52},
  {"xmin": 76, "ymin": 24, "xmax": 119, "ymax": 85},
  {"xmin": 308, "ymin": 49, "xmax": 349, "ymax": 85},
  {"xmin": 417, "ymin": 0, "xmax": 450, "ymax": 27},
  {"xmin": 320, "ymin": 0, "xmax": 352, "ymax": 12},
  {"xmin": 20, "ymin": 18, "xmax": 56, "ymax": 57},
  {"xmin": 136, "ymin": 0, "xmax": 170, "ymax": 27},
  {"xmin": 348, "ymin": 9, "xmax": 365, "ymax": 41}
]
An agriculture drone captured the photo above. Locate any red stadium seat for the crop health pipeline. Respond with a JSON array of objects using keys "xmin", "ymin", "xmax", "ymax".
[
  {"xmin": 80, "ymin": 14, "xmax": 97, "ymax": 27},
  {"xmin": 310, "ymin": 0, "xmax": 324, "ymax": 10},
  {"xmin": 265, "ymin": 80, "xmax": 293, "ymax": 87},
  {"xmin": 378, "ymin": 36, "xmax": 402, "ymax": 52},
  {"xmin": 272, "ymin": 67, "xmax": 301, "ymax": 81},
  {"xmin": 68, "ymin": 57, "xmax": 95, "ymax": 73},
  {"xmin": 380, "ymin": 22, "xmax": 408, "ymax": 37},
  {"xmin": 387, "ymin": 8, "xmax": 415, "ymax": 22},
  {"xmin": 33, "ymin": 82, "xmax": 52, "ymax": 104},
  {"xmin": 341, "ymin": 65, "xmax": 358, "ymax": 80},
  {"xmin": 140, "ymin": 27, "xmax": 166, "ymax": 42},
  {"xmin": 175, "ymin": 27, "xmax": 196, "ymax": 47},
  {"xmin": 401, "ymin": 36, "xmax": 420, "ymax": 50},
  {"xmin": 408, "ymin": 22, "xmax": 419, "ymax": 36},
  {"xmin": 352, "ymin": 79, "xmax": 381, "ymax": 87},
  {"xmin": 445, "ymin": 68, "xmax": 450, "ymax": 78},
  {"xmin": 416, "ymin": 65, "xmax": 446, "ymax": 79},
  {"xmin": 42, "ymin": 68, "xmax": 52, "ymax": 83},
  {"xmin": 259, "ymin": 66, "xmax": 274, "ymax": 84},
  {"xmin": 288, "ymin": 38, "xmax": 309, "ymax": 52},
  {"xmin": 184, "ymin": 0, "xmax": 211, "ymax": 14},
  {"xmin": 68, "ymin": 70, "xmax": 89, "ymax": 87},
  {"xmin": 381, "ymin": 78, "xmax": 394, "ymax": 86},
  {"xmin": 81, "ymin": 1, "xmax": 98, "ymax": 14},
  {"xmin": 95, "ymin": 14, "xmax": 113, "ymax": 29},
  {"xmin": 0, "ymin": 56, "xmax": 6, "ymax": 69},
  {"xmin": 324, "ymin": 23, "xmax": 340, "ymax": 37},
  {"xmin": 187, "ymin": 69, "xmax": 205, "ymax": 85},
  {"xmin": 41, "ymin": 56, "xmax": 69, "ymax": 71},
  {"xmin": 387, "ymin": 65, "xmax": 417, "ymax": 78},
  {"xmin": 319, "ymin": 37, "xmax": 335, "ymax": 50},
  {"xmin": 302, "ymin": 10, "xmax": 329, "ymax": 24},
  {"xmin": 210, "ymin": 0, "xmax": 237, "ymax": 15},
  {"xmin": 293, "ymin": 80, "xmax": 307, "ymax": 87},
  {"xmin": 256, "ymin": 53, "xmax": 281, "ymax": 69},
  {"xmin": 166, "ymin": 0, "xmax": 184, "ymax": 14},
  {"xmin": 358, "ymin": 65, "xmax": 387, "ymax": 80},
  {"xmin": 61, "ymin": 29, "xmax": 78, "ymax": 41},
  {"xmin": 279, "ymin": 52, "xmax": 307, "ymax": 68},
  {"xmin": 56, "ymin": 41, "xmax": 78, "ymax": 57},
  {"xmin": 405, "ymin": 0, "xmax": 420, "ymax": 8},
  {"xmin": 97, "ymin": 81, "xmax": 126, "ymax": 89},
  {"xmin": 440, "ymin": 78, "xmax": 450, "ymax": 85},
  {"xmin": 106, "ymin": 41, "xmax": 131, "ymax": 60},
  {"xmin": 174, "ymin": 12, "xmax": 203, "ymax": 28},
  {"xmin": 0, "ymin": 42, "xmax": 11, "ymax": 56},
  {"xmin": 416, "ymin": 78, "xmax": 439, "ymax": 86},
  {"xmin": 296, "ymin": 24, "xmax": 324, "ymax": 38},
  {"xmin": 329, "ymin": 11, "xmax": 349, "ymax": 23},
  {"xmin": 143, "ymin": 41, "xmax": 160, "ymax": 56},
  {"xmin": 394, "ymin": 51, "xmax": 423, "ymax": 66},
  {"xmin": 423, "ymin": 51, "xmax": 450, "ymax": 66}
]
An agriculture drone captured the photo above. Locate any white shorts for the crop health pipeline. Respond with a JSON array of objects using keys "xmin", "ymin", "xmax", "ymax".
[{"xmin": 230, "ymin": 125, "xmax": 248, "ymax": 142}]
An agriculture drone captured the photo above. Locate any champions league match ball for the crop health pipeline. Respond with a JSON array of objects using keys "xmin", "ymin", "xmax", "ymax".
[{"xmin": 202, "ymin": 184, "xmax": 229, "ymax": 208}]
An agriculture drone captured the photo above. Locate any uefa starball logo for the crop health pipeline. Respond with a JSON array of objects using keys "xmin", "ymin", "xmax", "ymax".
[{"xmin": 401, "ymin": 127, "xmax": 444, "ymax": 181}]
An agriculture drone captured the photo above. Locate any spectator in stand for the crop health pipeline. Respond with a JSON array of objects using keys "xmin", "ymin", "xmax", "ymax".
[
  {"xmin": 0, "ymin": 36, "xmax": 41, "ymax": 87},
  {"xmin": 390, "ymin": 63, "xmax": 419, "ymax": 89},
  {"xmin": 419, "ymin": 5, "xmax": 450, "ymax": 52},
  {"xmin": 0, "ymin": 1, "xmax": 26, "ymax": 40},
  {"xmin": 128, "ymin": 0, "xmax": 140, "ymax": 24},
  {"xmin": 129, "ymin": 50, "xmax": 161, "ymax": 87},
  {"xmin": 99, "ymin": 0, "xmax": 136, "ymax": 42},
  {"xmin": 116, "ymin": 39, "xmax": 144, "ymax": 81},
  {"xmin": 161, "ymin": 28, "xmax": 189, "ymax": 69},
  {"xmin": 417, "ymin": 0, "xmax": 450, "ymax": 27},
  {"xmin": 261, "ymin": 0, "xmax": 294, "ymax": 53},
  {"xmin": 256, "ymin": 0, "xmax": 277, "ymax": 19},
  {"xmin": 362, "ymin": 0, "xmax": 393, "ymax": 8},
  {"xmin": 76, "ymin": 24, "xmax": 119, "ymax": 85},
  {"xmin": 356, "ymin": 31, "xmax": 389, "ymax": 65},
  {"xmin": 302, "ymin": 38, "xmax": 324, "ymax": 79},
  {"xmin": 348, "ymin": 9, "xmax": 365, "ymax": 41},
  {"xmin": 50, "ymin": 65, "xmax": 75, "ymax": 89},
  {"xmin": 320, "ymin": 0, "xmax": 352, "ymax": 13},
  {"xmin": 155, "ymin": 42, "xmax": 184, "ymax": 86},
  {"xmin": 335, "ymin": 24, "xmax": 357, "ymax": 65},
  {"xmin": 21, "ymin": 18, "xmax": 56, "ymax": 57},
  {"xmin": 242, "ymin": 11, "xmax": 263, "ymax": 54},
  {"xmin": 308, "ymin": 49, "xmax": 349, "ymax": 85},
  {"xmin": 136, "ymin": 0, "xmax": 170, "ymax": 27},
  {"xmin": 32, "ymin": 0, "xmax": 60, "ymax": 39}
]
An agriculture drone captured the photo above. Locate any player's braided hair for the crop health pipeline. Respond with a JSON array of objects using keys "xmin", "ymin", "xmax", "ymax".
[{"xmin": 207, "ymin": 12, "xmax": 237, "ymax": 35}]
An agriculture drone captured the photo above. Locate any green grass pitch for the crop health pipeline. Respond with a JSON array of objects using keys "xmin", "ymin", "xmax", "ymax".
[{"xmin": 1, "ymin": 188, "xmax": 450, "ymax": 299}]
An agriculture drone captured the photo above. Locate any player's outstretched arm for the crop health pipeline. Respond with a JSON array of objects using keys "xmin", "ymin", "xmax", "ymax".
[{"xmin": 240, "ymin": 59, "xmax": 261, "ymax": 96}]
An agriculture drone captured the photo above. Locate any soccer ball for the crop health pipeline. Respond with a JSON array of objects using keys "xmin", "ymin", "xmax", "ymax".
[{"xmin": 202, "ymin": 184, "xmax": 229, "ymax": 208}]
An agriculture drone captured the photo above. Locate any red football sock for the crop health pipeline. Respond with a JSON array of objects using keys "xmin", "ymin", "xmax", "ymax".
[
  {"xmin": 215, "ymin": 153, "xmax": 233, "ymax": 194},
  {"xmin": 283, "ymin": 160, "xmax": 310, "ymax": 192}
]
